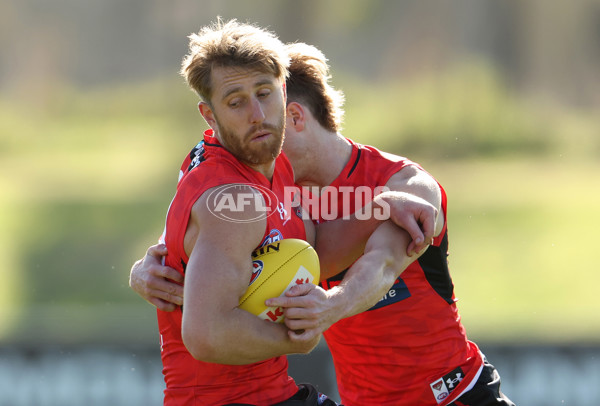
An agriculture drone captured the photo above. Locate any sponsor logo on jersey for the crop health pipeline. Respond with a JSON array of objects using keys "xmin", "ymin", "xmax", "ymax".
[
  {"xmin": 249, "ymin": 260, "xmax": 263, "ymax": 286},
  {"xmin": 253, "ymin": 240, "xmax": 281, "ymax": 258},
  {"xmin": 430, "ymin": 367, "xmax": 464, "ymax": 404},
  {"xmin": 323, "ymin": 271, "xmax": 411, "ymax": 310},
  {"xmin": 445, "ymin": 368, "xmax": 464, "ymax": 389},
  {"xmin": 368, "ymin": 276, "xmax": 411, "ymax": 311}
]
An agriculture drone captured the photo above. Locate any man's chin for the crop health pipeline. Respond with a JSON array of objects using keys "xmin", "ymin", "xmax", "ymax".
[{"xmin": 245, "ymin": 146, "xmax": 282, "ymax": 166}]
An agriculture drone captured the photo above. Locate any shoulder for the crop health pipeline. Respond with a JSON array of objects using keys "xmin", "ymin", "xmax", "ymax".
[
  {"xmin": 186, "ymin": 184, "xmax": 268, "ymax": 254},
  {"xmin": 386, "ymin": 164, "xmax": 442, "ymax": 203},
  {"xmin": 191, "ymin": 183, "xmax": 270, "ymax": 225},
  {"xmin": 387, "ymin": 163, "xmax": 432, "ymax": 185},
  {"xmin": 352, "ymin": 142, "xmax": 414, "ymax": 175}
]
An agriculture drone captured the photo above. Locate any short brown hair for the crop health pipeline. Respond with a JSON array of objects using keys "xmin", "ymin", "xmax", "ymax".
[
  {"xmin": 181, "ymin": 18, "xmax": 289, "ymax": 103},
  {"xmin": 285, "ymin": 42, "xmax": 345, "ymax": 133}
]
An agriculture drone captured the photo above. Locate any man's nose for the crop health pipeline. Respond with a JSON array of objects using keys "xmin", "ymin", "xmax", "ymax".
[{"xmin": 249, "ymin": 97, "xmax": 266, "ymax": 124}]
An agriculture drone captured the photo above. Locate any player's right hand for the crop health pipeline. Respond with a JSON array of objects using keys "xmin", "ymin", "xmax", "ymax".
[
  {"xmin": 129, "ymin": 244, "xmax": 184, "ymax": 312},
  {"xmin": 267, "ymin": 283, "xmax": 335, "ymax": 343}
]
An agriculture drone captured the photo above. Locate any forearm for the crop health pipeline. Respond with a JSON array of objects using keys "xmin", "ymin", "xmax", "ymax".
[
  {"xmin": 328, "ymin": 250, "xmax": 403, "ymax": 319},
  {"xmin": 315, "ymin": 189, "xmax": 438, "ymax": 280},
  {"xmin": 315, "ymin": 197, "xmax": 389, "ymax": 279},
  {"xmin": 182, "ymin": 306, "xmax": 319, "ymax": 364},
  {"xmin": 182, "ymin": 256, "xmax": 320, "ymax": 364},
  {"xmin": 327, "ymin": 223, "xmax": 417, "ymax": 319}
]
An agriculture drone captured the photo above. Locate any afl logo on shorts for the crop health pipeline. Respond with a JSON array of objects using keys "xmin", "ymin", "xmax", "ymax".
[{"xmin": 249, "ymin": 260, "xmax": 263, "ymax": 286}]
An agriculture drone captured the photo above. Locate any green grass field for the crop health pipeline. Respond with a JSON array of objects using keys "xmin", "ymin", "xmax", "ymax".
[{"xmin": 427, "ymin": 158, "xmax": 600, "ymax": 343}]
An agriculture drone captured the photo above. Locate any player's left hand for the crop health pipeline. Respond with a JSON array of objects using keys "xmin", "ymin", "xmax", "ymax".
[
  {"xmin": 265, "ymin": 283, "xmax": 337, "ymax": 342},
  {"xmin": 379, "ymin": 191, "xmax": 437, "ymax": 255},
  {"xmin": 129, "ymin": 244, "xmax": 184, "ymax": 311}
]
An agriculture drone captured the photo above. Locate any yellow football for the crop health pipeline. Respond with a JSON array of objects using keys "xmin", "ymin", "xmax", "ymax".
[{"xmin": 239, "ymin": 238, "xmax": 320, "ymax": 323}]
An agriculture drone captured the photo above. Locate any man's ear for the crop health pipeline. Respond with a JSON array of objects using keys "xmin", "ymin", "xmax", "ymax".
[
  {"xmin": 198, "ymin": 102, "xmax": 217, "ymax": 131},
  {"xmin": 286, "ymin": 101, "xmax": 306, "ymax": 131}
]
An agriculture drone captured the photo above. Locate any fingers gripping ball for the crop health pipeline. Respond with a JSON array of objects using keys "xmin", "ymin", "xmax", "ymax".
[{"xmin": 239, "ymin": 239, "xmax": 320, "ymax": 323}]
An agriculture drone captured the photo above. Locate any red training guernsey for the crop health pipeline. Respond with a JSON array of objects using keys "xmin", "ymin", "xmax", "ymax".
[
  {"xmin": 319, "ymin": 139, "xmax": 484, "ymax": 406},
  {"xmin": 158, "ymin": 130, "xmax": 305, "ymax": 406}
]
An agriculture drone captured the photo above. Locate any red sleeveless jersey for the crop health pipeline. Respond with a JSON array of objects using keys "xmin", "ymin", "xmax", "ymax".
[
  {"xmin": 158, "ymin": 130, "xmax": 304, "ymax": 406},
  {"xmin": 319, "ymin": 140, "xmax": 484, "ymax": 406}
]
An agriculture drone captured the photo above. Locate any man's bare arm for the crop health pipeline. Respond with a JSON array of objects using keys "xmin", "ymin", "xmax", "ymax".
[
  {"xmin": 268, "ymin": 165, "xmax": 444, "ymax": 340},
  {"xmin": 181, "ymin": 186, "xmax": 320, "ymax": 365},
  {"xmin": 128, "ymin": 203, "xmax": 317, "ymax": 314},
  {"xmin": 128, "ymin": 167, "xmax": 441, "ymax": 314},
  {"xmin": 385, "ymin": 165, "xmax": 444, "ymax": 239},
  {"xmin": 269, "ymin": 220, "xmax": 422, "ymax": 341},
  {"xmin": 315, "ymin": 164, "xmax": 441, "ymax": 280}
]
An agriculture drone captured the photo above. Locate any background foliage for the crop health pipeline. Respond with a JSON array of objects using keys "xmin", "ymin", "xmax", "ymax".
[{"xmin": 1, "ymin": 0, "xmax": 599, "ymax": 346}]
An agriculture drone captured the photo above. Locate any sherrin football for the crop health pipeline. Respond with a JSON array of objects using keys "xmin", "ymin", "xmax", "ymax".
[{"xmin": 239, "ymin": 238, "xmax": 320, "ymax": 323}]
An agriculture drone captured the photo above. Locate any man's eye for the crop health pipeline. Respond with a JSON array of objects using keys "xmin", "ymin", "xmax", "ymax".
[
  {"xmin": 229, "ymin": 99, "xmax": 242, "ymax": 108},
  {"xmin": 258, "ymin": 90, "xmax": 271, "ymax": 98}
]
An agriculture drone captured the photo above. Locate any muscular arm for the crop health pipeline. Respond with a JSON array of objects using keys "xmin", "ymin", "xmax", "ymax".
[
  {"xmin": 181, "ymin": 185, "xmax": 319, "ymax": 364},
  {"xmin": 314, "ymin": 197, "xmax": 388, "ymax": 278},
  {"xmin": 385, "ymin": 165, "xmax": 444, "ymax": 239},
  {"xmin": 330, "ymin": 221, "xmax": 420, "ymax": 317},
  {"xmin": 269, "ymin": 165, "xmax": 444, "ymax": 340},
  {"xmin": 129, "ymin": 167, "xmax": 443, "ymax": 332},
  {"xmin": 316, "ymin": 164, "xmax": 442, "ymax": 280},
  {"xmin": 128, "ymin": 197, "xmax": 317, "ymax": 317},
  {"xmin": 268, "ymin": 220, "xmax": 416, "ymax": 339},
  {"xmin": 322, "ymin": 166, "xmax": 444, "ymax": 316}
]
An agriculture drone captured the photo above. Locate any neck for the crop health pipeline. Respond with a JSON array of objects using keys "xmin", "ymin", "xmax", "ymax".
[
  {"xmin": 297, "ymin": 130, "xmax": 352, "ymax": 189},
  {"xmin": 247, "ymin": 161, "xmax": 276, "ymax": 181}
]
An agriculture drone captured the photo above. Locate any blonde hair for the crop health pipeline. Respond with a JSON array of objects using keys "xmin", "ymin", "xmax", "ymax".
[
  {"xmin": 181, "ymin": 18, "xmax": 289, "ymax": 103},
  {"xmin": 285, "ymin": 42, "xmax": 345, "ymax": 132}
]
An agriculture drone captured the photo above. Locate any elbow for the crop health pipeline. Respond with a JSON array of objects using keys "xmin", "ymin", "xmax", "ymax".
[
  {"xmin": 302, "ymin": 335, "xmax": 321, "ymax": 354},
  {"xmin": 291, "ymin": 333, "xmax": 321, "ymax": 355},
  {"xmin": 182, "ymin": 322, "xmax": 221, "ymax": 363}
]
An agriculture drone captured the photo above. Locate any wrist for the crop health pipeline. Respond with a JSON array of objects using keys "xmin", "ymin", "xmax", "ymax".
[
  {"xmin": 326, "ymin": 286, "xmax": 353, "ymax": 322},
  {"xmin": 372, "ymin": 192, "xmax": 394, "ymax": 221}
]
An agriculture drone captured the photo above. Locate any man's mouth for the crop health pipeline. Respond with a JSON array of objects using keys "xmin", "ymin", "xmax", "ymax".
[{"xmin": 250, "ymin": 131, "xmax": 271, "ymax": 142}]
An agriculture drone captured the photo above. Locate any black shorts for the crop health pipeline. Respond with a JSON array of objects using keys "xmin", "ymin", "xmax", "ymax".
[
  {"xmin": 223, "ymin": 383, "xmax": 341, "ymax": 406},
  {"xmin": 449, "ymin": 356, "xmax": 515, "ymax": 406}
]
